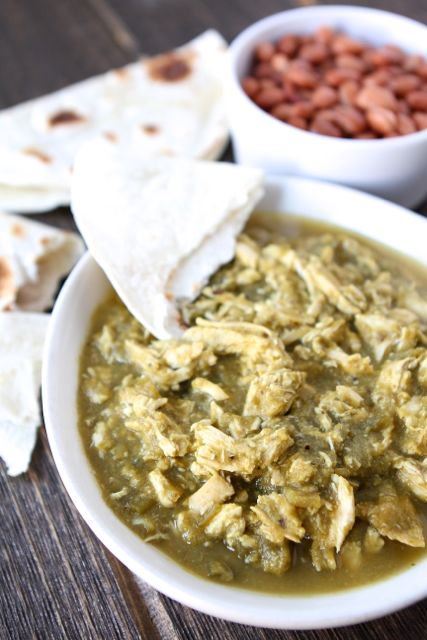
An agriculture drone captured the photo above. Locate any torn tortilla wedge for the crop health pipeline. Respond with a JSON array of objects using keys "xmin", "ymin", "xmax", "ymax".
[
  {"xmin": 71, "ymin": 139, "xmax": 264, "ymax": 339},
  {"xmin": 0, "ymin": 312, "xmax": 49, "ymax": 475},
  {"xmin": 0, "ymin": 30, "xmax": 228, "ymax": 213},
  {"xmin": 0, "ymin": 211, "xmax": 84, "ymax": 311}
]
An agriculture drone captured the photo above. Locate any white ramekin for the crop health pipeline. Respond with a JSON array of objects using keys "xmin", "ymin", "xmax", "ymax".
[
  {"xmin": 228, "ymin": 6, "xmax": 427, "ymax": 208},
  {"xmin": 42, "ymin": 176, "xmax": 427, "ymax": 629}
]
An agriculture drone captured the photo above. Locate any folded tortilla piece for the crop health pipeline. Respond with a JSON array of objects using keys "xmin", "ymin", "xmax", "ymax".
[
  {"xmin": 0, "ymin": 312, "xmax": 49, "ymax": 475},
  {"xmin": 0, "ymin": 211, "xmax": 84, "ymax": 311},
  {"xmin": 71, "ymin": 140, "xmax": 264, "ymax": 339},
  {"xmin": 0, "ymin": 30, "xmax": 228, "ymax": 213}
]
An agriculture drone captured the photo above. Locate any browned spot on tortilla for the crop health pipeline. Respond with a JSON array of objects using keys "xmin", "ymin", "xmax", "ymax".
[
  {"xmin": 112, "ymin": 66, "xmax": 130, "ymax": 80},
  {"xmin": 10, "ymin": 223, "xmax": 25, "ymax": 238},
  {"xmin": 103, "ymin": 131, "xmax": 118, "ymax": 142},
  {"xmin": 0, "ymin": 257, "xmax": 15, "ymax": 299},
  {"xmin": 146, "ymin": 52, "xmax": 193, "ymax": 83},
  {"xmin": 141, "ymin": 124, "xmax": 159, "ymax": 135},
  {"xmin": 49, "ymin": 110, "xmax": 86, "ymax": 127},
  {"xmin": 22, "ymin": 147, "xmax": 52, "ymax": 164},
  {"xmin": 165, "ymin": 291, "xmax": 173, "ymax": 302},
  {"xmin": 40, "ymin": 237, "xmax": 51, "ymax": 246}
]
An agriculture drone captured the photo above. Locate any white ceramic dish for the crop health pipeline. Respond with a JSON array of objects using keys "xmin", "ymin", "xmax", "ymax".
[
  {"xmin": 43, "ymin": 176, "xmax": 427, "ymax": 629},
  {"xmin": 228, "ymin": 6, "xmax": 427, "ymax": 208}
]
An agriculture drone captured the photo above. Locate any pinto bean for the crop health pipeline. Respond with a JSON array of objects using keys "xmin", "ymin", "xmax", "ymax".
[
  {"xmin": 255, "ymin": 42, "xmax": 275, "ymax": 62},
  {"xmin": 366, "ymin": 107, "xmax": 397, "ymax": 135},
  {"xmin": 270, "ymin": 103, "xmax": 292, "ymax": 121},
  {"xmin": 311, "ymin": 117, "xmax": 342, "ymax": 137},
  {"xmin": 339, "ymin": 81, "xmax": 360, "ymax": 106},
  {"xmin": 407, "ymin": 91, "xmax": 427, "ymax": 111},
  {"xmin": 287, "ymin": 64, "xmax": 318, "ymax": 88},
  {"xmin": 363, "ymin": 69, "xmax": 393, "ymax": 87},
  {"xmin": 299, "ymin": 42, "xmax": 330, "ymax": 64},
  {"xmin": 333, "ymin": 106, "xmax": 367, "ymax": 135},
  {"xmin": 396, "ymin": 113, "xmax": 417, "ymax": 135},
  {"xmin": 418, "ymin": 62, "xmax": 427, "ymax": 80},
  {"xmin": 413, "ymin": 112, "xmax": 427, "ymax": 130},
  {"xmin": 356, "ymin": 86, "xmax": 398, "ymax": 111},
  {"xmin": 331, "ymin": 35, "xmax": 365, "ymax": 55},
  {"xmin": 367, "ymin": 45, "xmax": 404, "ymax": 67},
  {"xmin": 390, "ymin": 74, "xmax": 420, "ymax": 96},
  {"xmin": 289, "ymin": 101, "xmax": 315, "ymax": 118},
  {"xmin": 277, "ymin": 34, "xmax": 300, "ymax": 57},
  {"xmin": 242, "ymin": 77, "xmax": 259, "ymax": 97},
  {"xmin": 404, "ymin": 54, "xmax": 424, "ymax": 73},
  {"xmin": 287, "ymin": 115, "xmax": 308, "ymax": 130},
  {"xmin": 397, "ymin": 99, "xmax": 411, "ymax": 115},
  {"xmin": 312, "ymin": 86, "xmax": 338, "ymax": 108},
  {"xmin": 253, "ymin": 62, "xmax": 276, "ymax": 79},
  {"xmin": 270, "ymin": 53, "xmax": 289, "ymax": 72},
  {"xmin": 336, "ymin": 54, "xmax": 367, "ymax": 73},
  {"xmin": 356, "ymin": 132, "xmax": 377, "ymax": 139},
  {"xmin": 254, "ymin": 87, "xmax": 285, "ymax": 109},
  {"xmin": 325, "ymin": 68, "xmax": 361, "ymax": 87}
]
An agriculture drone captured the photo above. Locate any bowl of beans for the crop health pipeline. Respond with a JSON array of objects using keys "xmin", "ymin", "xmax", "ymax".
[{"xmin": 228, "ymin": 5, "xmax": 427, "ymax": 208}]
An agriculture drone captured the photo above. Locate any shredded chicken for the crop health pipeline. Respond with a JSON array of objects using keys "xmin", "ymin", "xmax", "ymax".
[
  {"xmin": 397, "ymin": 396, "xmax": 427, "ymax": 456},
  {"xmin": 394, "ymin": 457, "xmax": 427, "ymax": 502},
  {"xmin": 374, "ymin": 357, "xmax": 418, "ymax": 405},
  {"xmin": 251, "ymin": 493, "xmax": 305, "ymax": 544},
  {"xmin": 329, "ymin": 475, "xmax": 355, "ymax": 552},
  {"xmin": 148, "ymin": 469, "xmax": 182, "ymax": 508},
  {"xmin": 355, "ymin": 313, "xmax": 402, "ymax": 362},
  {"xmin": 364, "ymin": 526, "xmax": 384, "ymax": 554},
  {"xmin": 191, "ymin": 377, "xmax": 229, "ymax": 401},
  {"xmin": 357, "ymin": 484, "xmax": 425, "ymax": 548},
  {"xmin": 184, "ymin": 319, "xmax": 293, "ymax": 374},
  {"xmin": 204, "ymin": 503, "xmax": 246, "ymax": 546},
  {"xmin": 188, "ymin": 473, "xmax": 234, "ymax": 515},
  {"xmin": 243, "ymin": 368, "xmax": 305, "ymax": 417},
  {"xmin": 305, "ymin": 257, "xmax": 367, "ymax": 315}
]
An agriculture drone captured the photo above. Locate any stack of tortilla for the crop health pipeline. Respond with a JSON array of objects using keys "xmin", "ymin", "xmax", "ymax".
[
  {"xmin": 0, "ymin": 29, "xmax": 231, "ymax": 476},
  {"xmin": 0, "ymin": 214, "xmax": 83, "ymax": 475},
  {"xmin": 0, "ymin": 28, "xmax": 265, "ymax": 479},
  {"xmin": 0, "ymin": 30, "xmax": 228, "ymax": 213}
]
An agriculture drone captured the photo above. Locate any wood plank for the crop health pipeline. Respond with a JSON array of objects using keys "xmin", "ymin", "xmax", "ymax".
[
  {"xmin": 0, "ymin": 0, "xmax": 138, "ymax": 107},
  {"xmin": 109, "ymin": 0, "xmax": 427, "ymax": 46},
  {"xmin": 156, "ymin": 594, "xmax": 427, "ymax": 640},
  {"xmin": 0, "ymin": 430, "xmax": 152, "ymax": 640}
]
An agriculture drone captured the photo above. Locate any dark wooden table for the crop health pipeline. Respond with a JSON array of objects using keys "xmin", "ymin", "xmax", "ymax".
[{"xmin": 1, "ymin": 1, "xmax": 426, "ymax": 638}]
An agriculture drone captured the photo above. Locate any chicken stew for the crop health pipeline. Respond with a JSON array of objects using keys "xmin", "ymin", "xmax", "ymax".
[{"xmin": 79, "ymin": 214, "xmax": 427, "ymax": 593}]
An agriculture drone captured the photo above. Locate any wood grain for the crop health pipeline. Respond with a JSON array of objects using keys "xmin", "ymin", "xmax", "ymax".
[
  {"xmin": 0, "ymin": 1, "xmax": 426, "ymax": 639},
  {"xmin": 0, "ymin": 431, "xmax": 150, "ymax": 639}
]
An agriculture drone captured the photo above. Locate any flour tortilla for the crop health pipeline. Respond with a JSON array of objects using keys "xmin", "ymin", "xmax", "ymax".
[
  {"xmin": 0, "ymin": 30, "xmax": 228, "ymax": 213},
  {"xmin": 71, "ymin": 140, "xmax": 264, "ymax": 339},
  {"xmin": 0, "ymin": 186, "xmax": 69, "ymax": 213},
  {"xmin": 0, "ymin": 312, "xmax": 49, "ymax": 475},
  {"xmin": 0, "ymin": 211, "xmax": 84, "ymax": 311}
]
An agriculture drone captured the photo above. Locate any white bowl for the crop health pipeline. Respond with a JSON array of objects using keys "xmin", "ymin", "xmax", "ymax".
[
  {"xmin": 43, "ymin": 176, "xmax": 427, "ymax": 629},
  {"xmin": 228, "ymin": 6, "xmax": 427, "ymax": 208}
]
